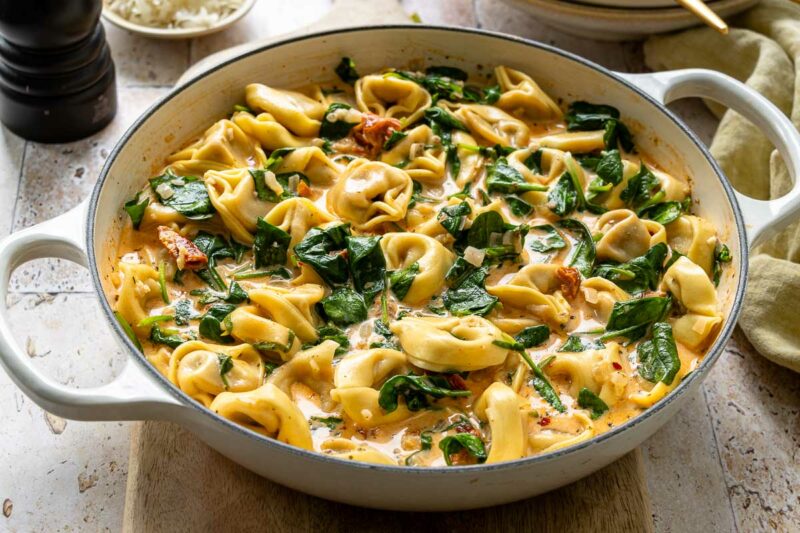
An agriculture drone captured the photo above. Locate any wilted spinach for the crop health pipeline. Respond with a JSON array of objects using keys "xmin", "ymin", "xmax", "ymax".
[
  {"xmin": 149, "ymin": 325, "xmax": 185, "ymax": 349},
  {"xmin": 335, "ymin": 57, "xmax": 359, "ymax": 84},
  {"xmin": 198, "ymin": 303, "xmax": 236, "ymax": 343},
  {"xmin": 486, "ymin": 158, "xmax": 548, "ymax": 195},
  {"xmin": 437, "ymin": 201, "xmax": 471, "ymax": 237},
  {"xmin": 378, "ymin": 373, "xmax": 471, "ymax": 413},
  {"xmin": 637, "ymin": 321, "xmax": 680, "ymax": 385},
  {"xmin": 529, "ymin": 224, "xmax": 567, "ymax": 253},
  {"xmin": 389, "ymin": 262, "xmax": 419, "ymax": 300},
  {"xmin": 577, "ymin": 388, "xmax": 609, "ymax": 419},
  {"xmin": 601, "ymin": 296, "xmax": 672, "ymax": 342},
  {"xmin": 593, "ymin": 242, "xmax": 668, "ymax": 295},
  {"xmin": 557, "ymin": 219, "xmax": 596, "ymax": 278},
  {"xmin": 346, "ymin": 236, "xmax": 386, "ymax": 303},
  {"xmin": 442, "ymin": 263, "xmax": 498, "ymax": 316},
  {"xmin": 438, "ymin": 434, "xmax": 487, "ymax": 466},
  {"xmin": 253, "ymin": 218, "xmax": 291, "ymax": 269},
  {"xmin": 712, "ymin": 243, "xmax": 732, "ymax": 287},
  {"xmin": 294, "ymin": 224, "xmax": 351, "ymax": 287},
  {"xmin": 321, "ymin": 287, "xmax": 368, "ymax": 327},
  {"xmin": 320, "ymin": 102, "xmax": 360, "ymax": 140},
  {"xmin": 559, "ymin": 335, "xmax": 605, "ymax": 352},
  {"xmin": 149, "ymin": 171, "xmax": 214, "ymax": 220},
  {"xmin": 124, "ymin": 192, "xmax": 149, "ymax": 230}
]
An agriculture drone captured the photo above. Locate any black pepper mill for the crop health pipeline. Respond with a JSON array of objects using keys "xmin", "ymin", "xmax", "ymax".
[{"xmin": 0, "ymin": 0, "xmax": 117, "ymax": 142}]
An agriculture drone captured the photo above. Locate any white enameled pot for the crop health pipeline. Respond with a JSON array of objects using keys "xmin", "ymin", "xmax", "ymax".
[{"xmin": 1, "ymin": 27, "xmax": 799, "ymax": 511}]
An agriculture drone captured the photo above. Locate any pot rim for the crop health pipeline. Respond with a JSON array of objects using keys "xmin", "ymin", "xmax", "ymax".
[{"xmin": 87, "ymin": 24, "xmax": 748, "ymax": 474}]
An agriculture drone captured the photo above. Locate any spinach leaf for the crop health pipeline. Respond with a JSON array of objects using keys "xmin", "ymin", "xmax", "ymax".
[
  {"xmin": 264, "ymin": 147, "xmax": 296, "ymax": 171},
  {"xmin": 253, "ymin": 218, "xmax": 291, "ymax": 268},
  {"xmin": 604, "ymin": 118, "xmax": 634, "ymax": 152},
  {"xmin": 566, "ymin": 101, "xmax": 621, "ymax": 131},
  {"xmin": 405, "ymin": 429, "xmax": 434, "ymax": 465},
  {"xmin": 565, "ymin": 101, "xmax": 633, "ymax": 152},
  {"xmin": 439, "ymin": 434, "xmax": 487, "ymax": 466},
  {"xmin": 198, "ymin": 303, "xmax": 236, "ymax": 343},
  {"xmin": 442, "ymin": 265, "xmax": 498, "ymax": 316},
  {"xmin": 664, "ymin": 250, "xmax": 686, "ymax": 270},
  {"xmin": 517, "ymin": 349, "xmax": 566, "ymax": 412},
  {"xmin": 486, "ymin": 158, "xmax": 547, "ymax": 195},
  {"xmin": 234, "ymin": 266, "xmax": 293, "ymax": 281},
  {"xmin": 639, "ymin": 201, "xmax": 684, "ymax": 225},
  {"xmin": 251, "ymin": 169, "xmax": 310, "ymax": 203},
  {"xmin": 389, "ymin": 262, "xmax": 419, "ymax": 300},
  {"xmin": 593, "ymin": 242, "xmax": 668, "ymax": 294},
  {"xmin": 149, "ymin": 325, "xmax": 185, "ymax": 349},
  {"xmin": 637, "ymin": 322, "xmax": 681, "ymax": 385},
  {"xmin": 506, "ymin": 195, "xmax": 533, "ymax": 217},
  {"xmin": 379, "ymin": 373, "xmax": 471, "ymax": 413},
  {"xmin": 395, "ymin": 70, "xmax": 466, "ymax": 103},
  {"xmin": 548, "ymin": 172, "xmax": 578, "ymax": 217},
  {"xmin": 557, "ymin": 219, "xmax": 596, "ymax": 277},
  {"xmin": 515, "ymin": 325, "xmax": 551, "ymax": 348},
  {"xmin": 294, "ymin": 224, "xmax": 351, "ymax": 287},
  {"xmin": 347, "ymin": 236, "xmax": 386, "ymax": 303},
  {"xmin": 252, "ymin": 330, "xmax": 296, "ymax": 356},
  {"xmin": 424, "ymin": 106, "xmax": 468, "ymax": 132},
  {"xmin": 303, "ymin": 323, "xmax": 350, "ymax": 356},
  {"xmin": 124, "ymin": 192, "xmax": 149, "ymax": 230},
  {"xmin": 466, "ymin": 211, "xmax": 506, "ymax": 248},
  {"xmin": 595, "ymin": 149, "xmax": 623, "ymax": 186},
  {"xmin": 712, "ymin": 243, "xmax": 732, "ymax": 287},
  {"xmin": 577, "ymin": 388, "xmax": 609, "ymax": 420},
  {"xmin": 149, "ymin": 172, "xmax": 214, "ymax": 220},
  {"xmin": 444, "ymin": 257, "xmax": 475, "ymax": 287},
  {"xmin": 218, "ymin": 354, "xmax": 234, "ymax": 389},
  {"xmin": 321, "ymin": 287, "xmax": 368, "ymax": 327},
  {"xmin": 192, "ymin": 232, "xmax": 244, "ymax": 291},
  {"xmin": 190, "ymin": 280, "xmax": 248, "ymax": 306},
  {"xmin": 173, "ymin": 299, "xmax": 200, "ymax": 326},
  {"xmin": 529, "ymin": 224, "xmax": 567, "ymax": 253},
  {"xmin": 320, "ymin": 102, "xmax": 360, "ymax": 140},
  {"xmin": 464, "ymin": 211, "xmax": 528, "ymax": 266},
  {"xmin": 437, "ymin": 201, "xmax": 471, "ymax": 237},
  {"xmin": 621, "ymin": 164, "xmax": 660, "ymax": 210},
  {"xmin": 383, "ymin": 130, "xmax": 408, "ymax": 151},
  {"xmin": 524, "ymin": 149, "xmax": 543, "ymax": 174},
  {"xmin": 601, "ymin": 296, "xmax": 672, "ymax": 342},
  {"xmin": 559, "ymin": 335, "xmax": 605, "ymax": 352},
  {"xmin": 335, "ymin": 57, "xmax": 359, "ymax": 84}
]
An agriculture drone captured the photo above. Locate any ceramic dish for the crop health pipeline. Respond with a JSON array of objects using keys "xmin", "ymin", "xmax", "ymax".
[
  {"xmin": 1, "ymin": 26, "xmax": 798, "ymax": 511},
  {"xmin": 502, "ymin": 0, "xmax": 758, "ymax": 40},
  {"xmin": 101, "ymin": 0, "xmax": 256, "ymax": 40}
]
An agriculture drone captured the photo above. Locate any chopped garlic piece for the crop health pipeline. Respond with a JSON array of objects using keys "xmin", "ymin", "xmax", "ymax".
[{"xmin": 464, "ymin": 246, "xmax": 486, "ymax": 267}]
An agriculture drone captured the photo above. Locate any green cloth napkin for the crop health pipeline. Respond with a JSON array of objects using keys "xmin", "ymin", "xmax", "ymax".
[{"xmin": 644, "ymin": 0, "xmax": 800, "ymax": 373}]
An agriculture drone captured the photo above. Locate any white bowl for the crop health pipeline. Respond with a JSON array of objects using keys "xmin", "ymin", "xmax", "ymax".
[
  {"xmin": 101, "ymin": 0, "xmax": 256, "ymax": 40},
  {"xmin": 576, "ymin": 0, "xmax": 687, "ymax": 7},
  {"xmin": 503, "ymin": 0, "xmax": 758, "ymax": 40}
]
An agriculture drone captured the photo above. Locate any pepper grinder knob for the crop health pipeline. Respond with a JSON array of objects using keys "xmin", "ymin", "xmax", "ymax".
[{"xmin": 0, "ymin": 0, "xmax": 117, "ymax": 142}]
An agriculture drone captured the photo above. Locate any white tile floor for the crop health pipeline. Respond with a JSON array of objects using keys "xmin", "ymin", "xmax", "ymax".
[{"xmin": 0, "ymin": 1, "xmax": 798, "ymax": 531}]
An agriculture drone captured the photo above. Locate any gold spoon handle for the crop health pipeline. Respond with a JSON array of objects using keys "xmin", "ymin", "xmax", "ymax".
[{"xmin": 675, "ymin": 0, "xmax": 729, "ymax": 34}]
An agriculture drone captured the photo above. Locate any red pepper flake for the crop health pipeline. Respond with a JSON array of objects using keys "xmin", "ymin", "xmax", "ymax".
[
  {"xmin": 538, "ymin": 416, "xmax": 551, "ymax": 427},
  {"xmin": 612, "ymin": 362, "xmax": 623, "ymax": 371}
]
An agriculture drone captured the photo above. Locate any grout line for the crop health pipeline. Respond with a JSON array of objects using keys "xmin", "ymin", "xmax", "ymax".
[
  {"xmin": 9, "ymin": 140, "xmax": 28, "ymax": 234},
  {"xmin": 473, "ymin": 0, "xmax": 482, "ymax": 28},
  {"xmin": 702, "ymin": 384, "xmax": 741, "ymax": 533}
]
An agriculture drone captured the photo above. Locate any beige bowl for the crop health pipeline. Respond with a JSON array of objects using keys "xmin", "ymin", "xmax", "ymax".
[
  {"xmin": 502, "ymin": 0, "xmax": 758, "ymax": 41},
  {"xmin": 101, "ymin": 0, "xmax": 256, "ymax": 39}
]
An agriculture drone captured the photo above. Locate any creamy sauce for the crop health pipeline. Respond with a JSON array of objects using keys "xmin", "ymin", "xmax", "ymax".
[{"xmin": 110, "ymin": 65, "xmax": 726, "ymax": 467}]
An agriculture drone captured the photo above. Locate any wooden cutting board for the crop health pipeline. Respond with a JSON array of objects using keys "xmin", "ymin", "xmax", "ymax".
[{"xmin": 122, "ymin": 421, "xmax": 653, "ymax": 532}]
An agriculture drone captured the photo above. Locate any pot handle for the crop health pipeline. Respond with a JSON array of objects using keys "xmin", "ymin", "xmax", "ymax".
[
  {"xmin": 0, "ymin": 200, "xmax": 185, "ymax": 421},
  {"xmin": 618, "ymin": 69, "xmax": 800, "ymax": 248}
]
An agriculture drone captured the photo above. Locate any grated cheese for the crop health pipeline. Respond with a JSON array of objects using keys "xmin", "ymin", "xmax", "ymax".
[{"xmin": 106, "ymin": 0, "xmax": 244, "ymax": 30}]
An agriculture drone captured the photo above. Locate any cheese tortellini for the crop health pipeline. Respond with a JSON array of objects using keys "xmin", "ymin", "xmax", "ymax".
[
  {"xmin": 114, "ymin": 59, "xmax": 728, "ymax": 468},
  {"xmin": 326, "ymin": 159, "xmax": 413, "ymax": 230},
  {"xmin": 391, "ymin": 316, "xmax": 510, "ymax": 372},
  {"xmin": 381, "ymin": 232, "xmax": 454, "ymax": 304}
]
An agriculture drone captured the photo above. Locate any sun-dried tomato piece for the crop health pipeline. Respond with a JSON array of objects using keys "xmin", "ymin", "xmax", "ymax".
[
  {"xmin": 446, "ymin": 373, "xmax": 469, "ymax": 391},
  {"xmin": 352, "ymin": 113, "xmax": 402, "ymax": 156},
  {"xmin": 157, "ymin": 226, "xmax": 208, "ymax": 271},
  {"xmin": 296, "ymin": 180, "xmax": 312, "ymax": 198},
  {"xmin": 556, "ymin": 266, "xmax": 582, "ymax": 300}
]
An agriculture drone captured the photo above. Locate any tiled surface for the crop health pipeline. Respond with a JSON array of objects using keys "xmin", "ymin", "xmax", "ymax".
[{"xmin": 1, "ymin": 0, "xmax": 798, "ymax": 531}]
